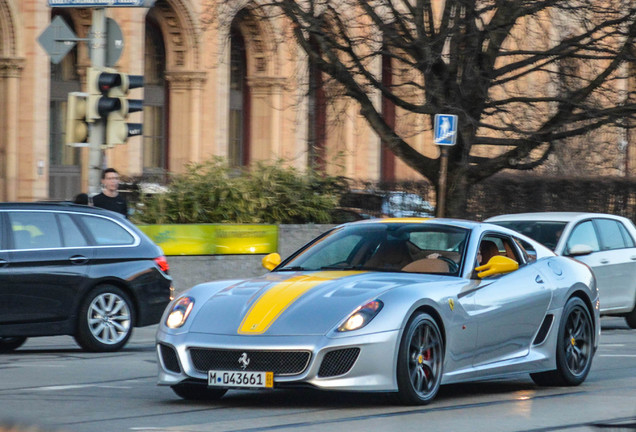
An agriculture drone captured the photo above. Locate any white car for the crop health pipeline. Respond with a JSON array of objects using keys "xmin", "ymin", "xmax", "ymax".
[{"xmin": 486, "ymin": 212, "xmax": 636, "ymax": 328}]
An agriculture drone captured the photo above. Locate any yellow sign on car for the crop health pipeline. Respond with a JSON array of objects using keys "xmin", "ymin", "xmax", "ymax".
[{"xmin": 137, "ymin": 224, "xmax": 278, "ymax": 255}]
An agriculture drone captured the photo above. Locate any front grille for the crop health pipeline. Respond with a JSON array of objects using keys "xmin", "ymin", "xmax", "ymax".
[
  {"xmin": 318, "ymin": 348, "xmax": 360, "ymax": 378},
  {"xmin": 159, "ymin": 343, "xmax": 181, "ymax": 373},
  {"xmin": 190, "ymin": 348, "xmax": 311, "ymax": 376}
]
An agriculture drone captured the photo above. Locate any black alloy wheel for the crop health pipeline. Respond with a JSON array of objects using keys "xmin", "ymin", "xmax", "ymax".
[
  {"xmin": 531, "ymin": 297, "xmax": 594, "ymax": 386},
  {"xmin": 396, "ymin": 312, "xmax": 444, "ymax": 405}
]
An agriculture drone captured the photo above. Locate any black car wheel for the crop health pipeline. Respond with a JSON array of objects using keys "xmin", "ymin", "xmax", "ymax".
[
  {"xmin": 74, "ymin": 285, "xmax": 134, "ymax": 352},
  {"xmin": 171, "ymin": 383, "xmax": 228, "ymax": 401},
  {"xmin": 396, "ymin": 312, "xmax": 444, "ymax": 405},
  {"xmin": 625, "ymin": 304, "xmax": 636, "ymax": 329},
  {"xmin": 0, "ymin": 337, "xmax": 27, "ymax": 353},
  {"xmin": 531, "ymin": 297, "xmax": 594, "ymax": 386}
]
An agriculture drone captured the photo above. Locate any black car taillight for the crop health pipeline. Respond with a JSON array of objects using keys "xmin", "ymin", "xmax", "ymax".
[{"xmin": 154, "ymin": 255, "xmax": 169, "ymax": 273}]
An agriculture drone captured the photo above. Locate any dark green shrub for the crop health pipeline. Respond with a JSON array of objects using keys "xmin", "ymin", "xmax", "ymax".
[{"xmin": 131, "ymin": 158, "xmax": 348, "ymax": 224}]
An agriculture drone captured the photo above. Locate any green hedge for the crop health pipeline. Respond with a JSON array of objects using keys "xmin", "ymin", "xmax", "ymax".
[{"xmin": 130, "ymin": 158, "xmax": 348, "ymax": 224}]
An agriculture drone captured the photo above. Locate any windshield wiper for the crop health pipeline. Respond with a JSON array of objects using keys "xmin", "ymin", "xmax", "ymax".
[
  {"xmin": 319, "ymin": 265, "xmax": 367, "ymax": 271},
  {"xmin": 276, "ymin": 266, "xmax": 307, "ymax": 271}
]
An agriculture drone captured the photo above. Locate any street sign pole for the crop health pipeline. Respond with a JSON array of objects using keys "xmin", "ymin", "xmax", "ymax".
[
  {"xmin": 437, "ymin": 147, "xmax": 449, "ymax": 218},
  {"xmin": 433, "ymin": 114, "xmax": 458, "ymax": 219},
  {"xmin": 88, "ymin": 8, "xmax": 107, "ymax": 196}
]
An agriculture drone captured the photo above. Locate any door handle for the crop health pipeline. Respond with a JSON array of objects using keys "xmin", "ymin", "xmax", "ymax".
[
  {"xmin": 630, "ymin": 256, "xmax": 636, "ymax": 261},
  {"xmin": 0, "ymin": 259, "xmax": 7, "ymax": 267},
  {"xmin": 535, "ymin": 275, "xmax": 544, "ymax": 284},
  {"xmin": 69, "ymin": 255, "xmax": 88, "ymax": 265},
  {"xmin": 599, "ymin": 259, "xmax": 609, "ymax": 264}
]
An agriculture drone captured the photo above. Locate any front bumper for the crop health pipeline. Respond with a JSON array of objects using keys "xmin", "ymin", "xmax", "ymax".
[{"xmin": 156, "ymin": 328, "xmax": 400, "ymax": 392}]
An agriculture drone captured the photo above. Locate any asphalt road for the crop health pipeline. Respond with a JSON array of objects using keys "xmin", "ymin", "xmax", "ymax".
[{"xmin": 0, "ymin": 318, "xmax": 635, "ymax": 432}]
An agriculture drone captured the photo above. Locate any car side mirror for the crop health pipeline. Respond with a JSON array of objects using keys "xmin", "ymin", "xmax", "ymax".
[
  {"xmin": 262, "ymin": 252, "xmax": 281, "ymax": 271},
  {"xmin": 566, "ymin": 244, "xmax": 594, "ymax": 257},
  {"xmin": 475, "ymin": 255, "xmax": 519, "ymax": 278}
]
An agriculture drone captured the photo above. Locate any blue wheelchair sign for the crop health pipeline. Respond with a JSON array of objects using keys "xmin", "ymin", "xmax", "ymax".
[{"xmin": 434, "ymin": 114, "xmax": 458, "ymax": 146}]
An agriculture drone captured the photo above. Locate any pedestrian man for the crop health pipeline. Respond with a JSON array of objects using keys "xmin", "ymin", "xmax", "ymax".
[{"xmin": 92, "ymin": 168, "xmax": 128, "ymax": 218}]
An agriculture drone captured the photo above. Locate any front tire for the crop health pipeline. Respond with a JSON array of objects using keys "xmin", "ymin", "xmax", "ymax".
[
  {"xmin": 531, "ymin": 297, "xmax": 594, "ymax": 386},
  {"xmin": 0, "ymin": 337, "xmax": 27, "ymax": 353},
  {"xmin": 74, "ymin": 285, "xmax": 134, "ymax": 352},
  {"xmin": 171, "ymin": 383, "xmax": 228, "ymax": 401},
  {"xmin": 625, "ymin": 305, "xmax": 636, "ymax": 329},
  {"xmin": 396, "ymin": 312, "xmax": 444, "ymax": 405}
]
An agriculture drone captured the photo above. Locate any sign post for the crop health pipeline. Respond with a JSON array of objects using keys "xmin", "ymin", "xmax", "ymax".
[
  {"xmin": 41, "ymin": 0, "xmax": 155, "ymax": 195},
  {"xmin": 433, "ymin": 114, "xmax": 458, "ymax": 218},
  {"xmin": 87, "ymin": 8, "xmax": 107, "ymax": 196}
]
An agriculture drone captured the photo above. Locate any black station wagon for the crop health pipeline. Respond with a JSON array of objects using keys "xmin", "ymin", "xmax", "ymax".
[{"xmin": 0, "ymin": 202, "xmax": 173, "ymax": 352}]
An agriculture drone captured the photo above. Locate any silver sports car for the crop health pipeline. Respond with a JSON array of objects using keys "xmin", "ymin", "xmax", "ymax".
[{"xmin": 156, "ymin": 218, "xmax": 600, "ymax": 405}]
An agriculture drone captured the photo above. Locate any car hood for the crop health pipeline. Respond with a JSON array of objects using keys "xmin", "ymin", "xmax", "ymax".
[{"xmin": 187, "ymin": 270, "xmax": 447, "ymax": 336}]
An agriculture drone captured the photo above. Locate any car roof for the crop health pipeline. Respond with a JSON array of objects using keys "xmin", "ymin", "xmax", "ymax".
[
  {"xmin": 343, "ymin": 217, "xmax": 498, "ymax": 230},
  {"xmin": 485, "ymin": 212, "xmax": 626, "ymax": 223},
  {"xmin": 0, "ymin": 201, "xmax": 123, "ymax": 217}
]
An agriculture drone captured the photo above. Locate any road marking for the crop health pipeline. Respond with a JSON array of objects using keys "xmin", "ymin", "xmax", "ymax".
[
  {"xmin": 34, "ymin": 384, "xmax": 95, "ymax": 391},
  {"xmin": 598, "ymin": 354, "xmax": 636, "ymax": 357},
  {"xmin": 33, "ymin": 384, "xmax": 132, "ymax": 391}
]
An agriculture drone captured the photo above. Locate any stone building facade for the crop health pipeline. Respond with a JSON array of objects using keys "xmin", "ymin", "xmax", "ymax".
[{"xmin": 0, "ymin": 1, "xmax": 634, "ymax": 202}]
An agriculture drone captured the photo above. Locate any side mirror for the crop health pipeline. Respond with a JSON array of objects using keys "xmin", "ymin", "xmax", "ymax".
[
  {"xmin": 475, "ymin": 255, "xmax": 519, "ymax": 278},
  {"xmin": 262, "ymin": 252, "xmax": 281, "ymax": 271},
  {"xmin": 566, "ymin": 244, "xmax": 594, "ymax": 257}
]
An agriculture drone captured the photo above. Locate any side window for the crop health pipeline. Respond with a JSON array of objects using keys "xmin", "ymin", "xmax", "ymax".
[
  {"xmin": 566, "ymin": 221, "xmax": 600, "ymax": 252},
  {"xmin": 514, "ymin": 238, "xmax": 537, "ymax": 263},
  {"xmin": 478, "ymin": 235, "xmax": 521, "ymax": 266},
  {"xmin": 58, "ymin": 213, "xmax": 88, "ymax": 247},
  {"xmin": 79, "ymin": 215, "xmax": 135, "ymax": 246},
  {"xmin": 8, "ymin": 212, "xmax": 61, "ymax": 249},
  {"xmin": 618, "ymin": 222, "xmax": 635, "ymax": 248},
  {"xmin": 595, "ymin": 218, "xmax": 629, "ymax": 251}
]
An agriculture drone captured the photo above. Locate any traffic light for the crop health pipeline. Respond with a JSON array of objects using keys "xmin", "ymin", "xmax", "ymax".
[
  {"xmin": 65, "ymin": 92, "xmax": 89, "ymax": 146},
  {"xmin": 106, "ymin": 101, "xmax": 143, "ymax": 147},
  {"xmin": 86, "ymin": 67, "xmax": 144, "ymax": 146}
]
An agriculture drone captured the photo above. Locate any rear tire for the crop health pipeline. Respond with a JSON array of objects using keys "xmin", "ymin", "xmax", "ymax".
[
  {"xmin": 74, "ymin": 285, "xmax": 134, "ymax": 352},
  {"xmin": 531, "ymin": 297, "xmax": 594, "ymax": 386},
  {"xmin": 395, "ymin": 312, "xmax": 444, "ymax": 405},
  {"xmin": 171, "ymin": 383, "xmax": 227, "ymax": 401},
  {"xmin": 0, "ymin": 337, "xmax": 27, "ymax": 353}
]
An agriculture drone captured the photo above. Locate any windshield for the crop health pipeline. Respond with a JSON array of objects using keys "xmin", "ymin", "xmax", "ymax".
[
  {"xmin": 492, "ymin": 221, "xmax": 566, "ymax": 250},
  {"xmin": 276, "ymin": 223, "xmax": 469, "ymax": 276}
]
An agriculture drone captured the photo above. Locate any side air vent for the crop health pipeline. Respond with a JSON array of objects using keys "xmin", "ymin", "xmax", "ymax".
[
  {"xmin": 533, "ymin": 314, "xmax": 554, "ymax": 345},
  {"xmin": 159, "ymin": 343, "xmax": 182, "ymax": 373}
]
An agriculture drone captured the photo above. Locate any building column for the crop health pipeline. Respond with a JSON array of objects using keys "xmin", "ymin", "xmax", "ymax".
[
  {"xmin": 248, "ymin": 76, "xmax": 285, "ymax": 161},
  {"xmin": 0, "ymin": 57, "xmax": 25, "ymax": 201},
  {"xmin": 165, "ymin": 71, "xmax": 207, "ymax": 172}
]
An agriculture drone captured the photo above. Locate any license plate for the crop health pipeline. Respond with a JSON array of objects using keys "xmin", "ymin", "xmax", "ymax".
[{"xmin": 208, "ymin": 370, "xmax": 274, "ymax": 388}]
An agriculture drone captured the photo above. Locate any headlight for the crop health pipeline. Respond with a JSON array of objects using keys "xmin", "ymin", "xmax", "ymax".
[
  {"xmin": 338, "ymin": 300, "xmax": 383, "ymax": 332},
  {"xmin": 166, "ymin": 296, "xmax": 195, "ymax": 328}
]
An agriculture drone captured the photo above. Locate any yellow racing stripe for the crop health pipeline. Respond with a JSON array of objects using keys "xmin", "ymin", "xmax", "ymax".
[{"xmin": 238, "ymin": 271, "xmax": 363, "ymax": 334}]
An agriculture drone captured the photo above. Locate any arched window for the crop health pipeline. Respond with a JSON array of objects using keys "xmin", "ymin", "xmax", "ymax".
[
  {"xmin": 229, "ymin": 22, "xmax": 250, "ymax": 167},
  {"xmin": 307, "ymin": 40, "xmax": 326, "ymax": 172},
  {"xmin": 49, "ymin": 12, "xmax": 81, "ymax": 200},
  {"xmin": 143, "ymin": 13, "xmax": 167, "ymax": 180},
  {"xmin": 381, "ymin": 51, "xmax": 396, "ymax": 181}
]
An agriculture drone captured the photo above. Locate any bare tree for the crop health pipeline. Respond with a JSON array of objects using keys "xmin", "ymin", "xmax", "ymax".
[{"xmin": 213, "ymin": 0, "xmax": 636, "ymax": 217}]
